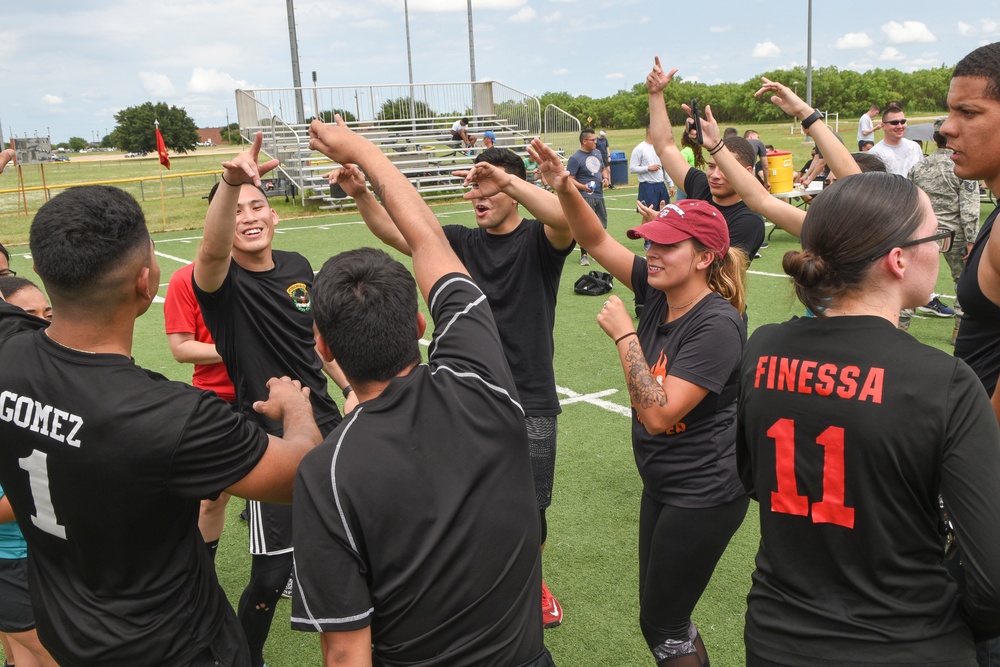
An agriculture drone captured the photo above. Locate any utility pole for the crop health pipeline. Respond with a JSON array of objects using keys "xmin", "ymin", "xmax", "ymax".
[
  {"xmin": 467, "ymin": 0, "xmax": 476, "ymax": 81},
  {"xmin": 287, "ymin": 0, "xmax": 306, "ymax": 124}
]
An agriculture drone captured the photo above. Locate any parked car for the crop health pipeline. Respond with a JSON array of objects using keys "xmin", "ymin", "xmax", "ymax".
[
  {"xmin": 49, "ymin": 154, "xmax": 70, "ymax": 162},
  {"xmin": 124, "ymin": 151, "xmax": 147, "ymax": 158}
]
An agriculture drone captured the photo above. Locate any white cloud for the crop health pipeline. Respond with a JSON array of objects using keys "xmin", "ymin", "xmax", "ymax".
[
  {"xmin": 186, "ymin": 68, "xmax": 248, "ymax": 94},
  {"xmin": 879, "ymin": 46, "xmax": 905, "ymax": 61},
  {"xmin": 410, "ymin": 0, "xmax": 525, "ymax": 11},
  {"xmin": 881, "ymin": 20, "xmax": 936, "ymax": 44},
  {"xmin": 139, "ymin": 72, "xmax": 175, "ymax": 97},
  {"xmin": 604, "ymin": 72, "xmax": 624, "ymax": 80},
  {"xmin": 847, "ymin": 60, "xmax": 874, "ymax": 71},
  {"xmin": 552, "ymin": 68, "xmax": 568, "ymax": 75},
  {"xmin": 42, "ymin": 94, "xmax": 64, "ymax": 105},
  {"xmin": 509, "ymin": 6, "xmax": 536, "ymax": 22},
  {"xmin": 835, "ymin": 32, "xmax": 873, "ymax": 49},
  {"xmin": 353, "ymin": 18, "xmax": 389, "ymax": 28},
  {"xmin": 709, "ymin": 24, "xmax": 732, "ymax": 33},
  {"xmin": 983, "ymin": 19, "xmax": 999, "ymax": 33},
  {"xmin": 752, "ymin": 41, "xmax": 780, "ymax": 58},
  {"xmin": 542, "ymin": 11, "xmax": 561, "ymax": 23},
  {"xmin": 957, "ymin": 21, "xmax": 976, "ymax": 36}
]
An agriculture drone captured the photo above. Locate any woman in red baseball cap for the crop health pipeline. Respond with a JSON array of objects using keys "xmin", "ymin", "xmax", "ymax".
[{"xmin": 530, "ymin": 136, "xmax": 748, "ymax": 667}]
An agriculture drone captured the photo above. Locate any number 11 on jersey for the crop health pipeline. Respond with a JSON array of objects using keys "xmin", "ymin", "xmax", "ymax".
[{"xmin": 767, "ymin": 418, "xmax": 855, "ymax": 529}]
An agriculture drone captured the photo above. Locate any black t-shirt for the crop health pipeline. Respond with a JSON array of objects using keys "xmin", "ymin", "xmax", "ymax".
[
  {"xmin": 955, "ymin": 206, "xmax": 1000, "ymax": 394},
  {"xmin": 630, "ymin": 257, "xmax": 747, "ymax": 507},
  {"xmin": 194, "ymin": 250, "xmax": 341, "ymax": 434},
  {"xmin": 737, "ymin": 315, "xmax": 1000, "ymax": 665},
  {"xmin": 684, "ymin": 167, "xmax": 765, "ymax": 260},
  {"xmin": 0, "ymin": 303, "xmax": 268, "ymax": 666},
  {"xmin": 291, "ymin": 274, "xmax": 545, "ymax": 667},
  {"xmin": 443, "ymin": 219, "xmax": 574, "ymax": 416}
]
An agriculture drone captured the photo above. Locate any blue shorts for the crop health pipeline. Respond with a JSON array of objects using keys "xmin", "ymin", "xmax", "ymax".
[{"xmin": 638, "ymin": 182, "xmax": 671, "ymax": 211}]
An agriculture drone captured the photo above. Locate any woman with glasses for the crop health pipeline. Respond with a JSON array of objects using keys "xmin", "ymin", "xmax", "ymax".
[
  {"xmin": 736, "ymin": 172, "xmax": 1000, "ymax": 666},
  {"xmin": 532, "ymin": 135, "xmax": 750, "ymax": 666}
]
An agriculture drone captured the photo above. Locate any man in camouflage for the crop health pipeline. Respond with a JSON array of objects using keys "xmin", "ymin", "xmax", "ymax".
[{"xmin": 909, "ymin": 117, "xmax": 982, "ymax": 335}]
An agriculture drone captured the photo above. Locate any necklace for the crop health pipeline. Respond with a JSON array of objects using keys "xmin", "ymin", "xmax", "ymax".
[
  {"xmin": 44, "ymin": 330, "xmax": 98, "ymax": 355},
  {"xmin": 670, "ymin": 287, "xmax": 710, "ymax": 311}
]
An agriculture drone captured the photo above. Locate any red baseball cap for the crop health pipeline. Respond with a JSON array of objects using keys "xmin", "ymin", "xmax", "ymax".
[{"xmin": 627, "ymin": 199, "xmax": 730, "ymax": 259}]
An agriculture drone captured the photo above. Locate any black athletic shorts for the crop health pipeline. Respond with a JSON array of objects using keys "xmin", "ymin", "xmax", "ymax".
[
  {"xmin": 246, "ymin": 500, "xmax": 293, "ymax": 556},
  {"xmin": 186, "ymin": 607, "xmax": 251, "ymax": 667},
  {"xmin": 0, "ymin": 557, "xmax": 34, "ymax": 633}
]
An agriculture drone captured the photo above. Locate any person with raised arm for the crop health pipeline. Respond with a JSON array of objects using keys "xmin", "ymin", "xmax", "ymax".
[
  {"xmin": 645, "ymin": 56, "xmax": 764, "ymax": 264},
  {"xmin": 532, "ymin": 137, "xmax": 748, "ymax": 667},
  {"xmin": 694, "ymin": 78, "xmax": 863, "ymax": 239},
  {"xmin": 292, "ymin": 116, "xmax": 554, "ymax": 667},
  {"xmin": 193, "ymin": 131, "xmax": 350, "ymax": 667},
  {"xmin": 328, "ymin": 141, "xmax": 574, "ymax": 628}
]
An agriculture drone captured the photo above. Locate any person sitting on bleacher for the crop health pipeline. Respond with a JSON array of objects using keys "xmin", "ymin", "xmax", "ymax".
[{"xmin": 451, "ymin": 118, "xmax": 476, "ymax": 148}]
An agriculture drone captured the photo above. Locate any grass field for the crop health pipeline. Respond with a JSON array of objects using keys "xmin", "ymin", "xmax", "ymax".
[
  {"xmin": 0, "ymin": 123, "xmax": 988, "ymax": 666},
  {"xmin": 2, "ymin": 179, "xmax": 980, "ymax": 666}
]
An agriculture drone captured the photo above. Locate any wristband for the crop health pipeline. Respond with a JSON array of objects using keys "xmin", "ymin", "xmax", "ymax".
[
  {"xmin": 221, "ymin": 174, "xmax": 240, "ymax": 187},
  {"xmin": 615, "ymin": 332, "xmax": 638, "ymax": 345},
  {"xmin": 801, "ymin": 109, "xmax": 823, "ymax": 130},
  {"xmin": 706, "ymin": 139, "xmax": 724, "ymax": 155},
  {"xmin": 342, "ymin": 385, "xmax": 353, "ymax": 398}
]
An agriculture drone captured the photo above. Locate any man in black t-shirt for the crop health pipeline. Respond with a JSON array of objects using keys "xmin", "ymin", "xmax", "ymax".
[
  {"xmin": 294, "ymin": 118, "xmax": 553, "ymax": 666},
  {"xmin": 334, "ymin": 143, "xmax": 574, "ymax": 628},
  {"xmin": 193, "ymin": 132, "xmax": 350, "ymax": 667},
  {"xmin": 645, "ymin": 58, "xmax": 765, "ymax": 262},
  {"xmin": 0, "ymin": 185, "xmax": 322, "ymax": 666}
]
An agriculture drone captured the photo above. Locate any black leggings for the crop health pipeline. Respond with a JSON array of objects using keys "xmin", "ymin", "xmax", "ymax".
[
  {"xmin": 638, "ymin": 493, "xmax": 749, "ymax": 662},
  {"xmin": 237, "ymin": 551, "xmax": 293, "ymax": 667}
]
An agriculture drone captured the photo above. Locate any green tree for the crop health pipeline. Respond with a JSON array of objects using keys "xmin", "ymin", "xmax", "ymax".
[
  {"xmin": 112, "ymin": 102, "xmax": 200, "ymax": 154},
  {"xmin": 314, "ymin": 109, "xmax": 358, "ymax": 123},
  {"xmin": 376, "ymin": 97, "xmax": 435, "ymax": 122},
  {"xmin": 220, "ymin": 122, "xmax": 243, "ymax": 145},
  {"xmin": 67, "ymin": 137, "xmax": 89, "ymax": 151}
]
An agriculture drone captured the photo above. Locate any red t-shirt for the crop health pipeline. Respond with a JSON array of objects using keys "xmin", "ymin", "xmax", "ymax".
[{"xmin": 163, "ymin": 263, "xmax": 236, "ymax": 402}]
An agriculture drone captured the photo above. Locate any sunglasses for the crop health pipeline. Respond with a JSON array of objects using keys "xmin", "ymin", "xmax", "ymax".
[
  {"xmin": 869, "ymin": 228, "xmax": 954, "ymax": 262},
  {"xmin": 885, "ymin": 119, "xmax": 907, "ymax": 126}
]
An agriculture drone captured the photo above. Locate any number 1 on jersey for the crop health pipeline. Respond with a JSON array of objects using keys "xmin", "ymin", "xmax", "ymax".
[
  {"xmin": 767, "ymin": 418, "xmax": 855, "ymax": 529},
  {"xmin": 19, "ymin": 450, "xmax": 67, "ymax": 540}
]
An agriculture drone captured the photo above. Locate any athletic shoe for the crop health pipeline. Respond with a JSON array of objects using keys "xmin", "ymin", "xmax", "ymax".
[
  {"xmin": 759, "ymin": 241, "xmax": 769, "ymax": 249},
  {"xmin": 917, "ymin": 297, "xmax": 956, "ymax": 318},
  {"xmin": 282, "ymin": 577, "xmax": 293, "ymax": 599},
  {"xmin": 580, "ymin": 256, "xmax": 590, "ymax": 266},
  {"xmin": 541, "ymin": 581, "xmax": 563, "ymax": 628}
]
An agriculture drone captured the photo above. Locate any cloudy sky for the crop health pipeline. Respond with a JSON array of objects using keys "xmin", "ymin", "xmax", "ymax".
[{"xmin": 3, "ymin": 0, "xmax": 997, "ymax": 143}]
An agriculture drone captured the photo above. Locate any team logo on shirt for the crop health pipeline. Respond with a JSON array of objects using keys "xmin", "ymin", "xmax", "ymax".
[{"xmin": 287, "ymin": 282, "xmax": 311, "ymax": 313}]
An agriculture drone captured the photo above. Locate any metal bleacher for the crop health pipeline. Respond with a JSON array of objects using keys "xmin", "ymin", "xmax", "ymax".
[{"xmin": 234, "ymin": 81, "xmax": 581, "ymax": 209}]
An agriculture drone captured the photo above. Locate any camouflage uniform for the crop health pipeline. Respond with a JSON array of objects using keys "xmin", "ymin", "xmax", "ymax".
[{"xmin": 909, "ymin": 147, "xmax": 981, "ymax": 305}]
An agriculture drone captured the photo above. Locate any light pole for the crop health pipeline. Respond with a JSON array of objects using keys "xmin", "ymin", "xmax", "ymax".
[
  {"xmin": 467, "ymin": 0, "xmax": 476, "ymax": 81},
  {"xmin": 404, "ymin": 0, "xmax": 416, "ymax": 124},
  {"xmin": 806, "ymin": 0, "xmax": 813, "ymax": 107}
]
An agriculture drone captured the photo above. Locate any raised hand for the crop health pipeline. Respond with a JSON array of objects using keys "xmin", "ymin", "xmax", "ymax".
[
  {"xmin": 324, "ymin": 163, "xmax": 368, "ymax": 199},
  {"xmin": 528, "ymin": 138, "xmax": 571, "ymax": 192},
  {"xmin": 460, "ymin": 160, "xmax": 513, "ymax": 200},
  {"xmin": 646, "ymin": 56, "xmax": 678, "ymax": 95},
  {"xmin": 754, "ymin": 77, "xmax": 811, "ymax": 119},
  {"xmin": 220, "ymin": 131, "xmax": 280, "ymax": 187},
  {"xmin": 597, "ymin": 295, "xmax": 636, "ymax": 341}
]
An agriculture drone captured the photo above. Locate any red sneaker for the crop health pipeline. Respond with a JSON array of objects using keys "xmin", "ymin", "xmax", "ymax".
[{"xmin": 541, "ymin": 580, "xmax": 563, "ymax": 628}]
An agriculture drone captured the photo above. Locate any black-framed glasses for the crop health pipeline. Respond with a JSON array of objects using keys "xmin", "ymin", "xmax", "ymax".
[
  {"xmin": 869, "ymin": 228, "xmax": 954, "ymax": 262},
  {"xmin": 0, "ymin": 268, "xmax": 15, "ymax": 277},
  {"xmin": 885, "ymin": 119, "xmax": 907, "ymax": 126}
]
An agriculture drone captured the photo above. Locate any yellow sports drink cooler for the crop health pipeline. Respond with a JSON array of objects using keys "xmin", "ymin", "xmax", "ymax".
[{"xmin": 767, "ymin": 150, "xmax": 794, "ymax": 194}]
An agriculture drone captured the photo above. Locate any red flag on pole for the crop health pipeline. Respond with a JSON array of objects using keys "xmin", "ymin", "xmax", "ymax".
[{"xmin": 155, "ymin": 124, "xmax": 170, "ymax": 169}]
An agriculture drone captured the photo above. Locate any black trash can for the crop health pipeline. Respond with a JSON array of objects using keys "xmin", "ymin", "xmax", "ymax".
[{"xmin": 610, "ymin": 150, "xmax": 628, "ymax": 186}]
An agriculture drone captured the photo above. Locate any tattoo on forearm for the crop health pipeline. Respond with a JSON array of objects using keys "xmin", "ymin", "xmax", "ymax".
[
  {"xmin": 624, "ymin": 339, "xmax": 667, "ymax": 409},
  {"xmin": 374, "ymin": 182, "xmax": 387, "ymax": 203}
]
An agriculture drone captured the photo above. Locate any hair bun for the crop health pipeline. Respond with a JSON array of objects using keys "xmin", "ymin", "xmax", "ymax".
[{"xmin": 783, "ymin": 250, "xmax": 829, "ymax": 289}]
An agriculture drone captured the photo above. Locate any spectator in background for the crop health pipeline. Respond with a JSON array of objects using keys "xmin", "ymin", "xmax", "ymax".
[
  {"xmin": 630, "ymin": 125, "xmax": 674, "ymax": 214},
  {"xmin": 0, "ymin": 242, "xmax": 13, "ymax": 278},
  {"xmin": 909, "ymin": 118, "xmax": 979, "ymax": 323},
  {"xmin": 857, "ymin": 103, "xmax": 883, "ymax": 150},
  {"xmin": 164, "ymin": 262, "xmax": 238, "ymax": 563},
  {"xmin": 0, "ymin": 276, "xmax": 51, "ymax": 321},
  {"xmin": 568, "ymin": 129, "xmax": 610, "ymax": 265},
  {"xmin": 451, "ymin": 117, "xmax": 476, "ymax": 148},
  {"xmin": 743, "ymin": 130, "xmax": 770, "ymax": 190},
  {"xmin": 483, "ymin": 130, "xmax": 496, "ymax": 149},
  {"xmin": 596, "ymin": 130, "xmax": 612, "ymax": 189},
  {"xmin": 869, "ymin": 104, "xmax": 923, "ymax": 177}
]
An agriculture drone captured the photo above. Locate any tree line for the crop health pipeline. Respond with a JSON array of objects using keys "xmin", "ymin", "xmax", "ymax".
[{"xmin": 539, "ymin": 64, "xmax": 955, "ymax": 129}]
